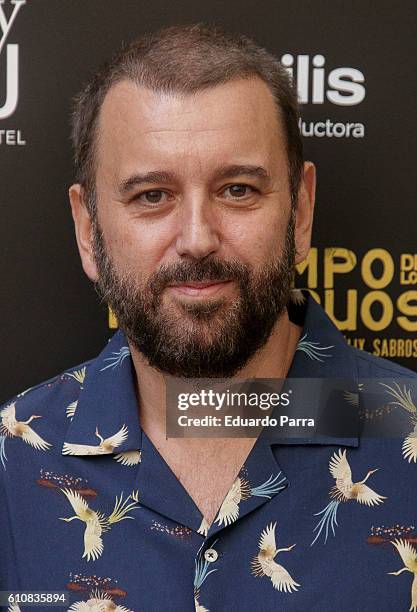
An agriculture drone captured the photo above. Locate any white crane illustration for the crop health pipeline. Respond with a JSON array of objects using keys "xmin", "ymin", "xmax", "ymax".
[
  {"xmin": 380, "ymin": 382, "xmax": 417, "ymax": 463},
  {"xmin": 403, "ymin": 424, "xmax": 417, "ymax": 464},
  {"xmin": 251, "ymin": 522, "xmax": 300, "ymax": 593},
  {"xmin": 311, "ymin": 448, "xmax": 386, "ymax": 545},
  {"xmin": 388, "ymin": 539, "xmax": 417, "ymax": 612},
  {"xmin": 0, "ymin": 402, "xmax": 51, "ymax": 468},
  {"xmin": 214, "ymin": 472, "xmax": 286, "ymax": 528},
  {"xmin": 68, "ymin": 590, "xmax": 133, "ymax": 611},
  {"xmin": 114, "ymin": 449, "xmax": 142, "ymax": 466},
  {"xmin": 59, "ymin": 487, "xmax": 139, "ymax": 561},
  {"xmin": 65, "ymin": 367, "xmax": 86, "ymax": 420},
  {"xmin": 197, "ymin": 517, "xmax": 211, "ymax": 537},
  {"xmin": 62, "ymin": 425, "xmax": 128, "ymax": 456}
]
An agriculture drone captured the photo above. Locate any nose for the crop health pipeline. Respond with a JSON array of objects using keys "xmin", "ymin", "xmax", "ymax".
[{"xmin": 175, "ymin": 193, "xmax": 221, "ymax": 259}]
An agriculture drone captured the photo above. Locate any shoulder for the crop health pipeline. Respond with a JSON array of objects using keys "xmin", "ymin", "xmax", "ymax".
[
  {"xmin": 0, "ymin": 359, "xmax": 94, "ymax": 421},
  {"xmin": 350, "ymin": 346, "xmax": 417, "ymax": 379}
]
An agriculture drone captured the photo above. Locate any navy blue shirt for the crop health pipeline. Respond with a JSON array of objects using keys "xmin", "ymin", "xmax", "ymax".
[{"xmin": 1, "ymin": 291, "xmax": 417, "ymax": 611}]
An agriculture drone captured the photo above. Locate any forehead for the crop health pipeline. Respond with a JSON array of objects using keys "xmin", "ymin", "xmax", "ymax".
[{"xmin": 96, "ymin": 77, "xmax": 287, "ymax": 183}]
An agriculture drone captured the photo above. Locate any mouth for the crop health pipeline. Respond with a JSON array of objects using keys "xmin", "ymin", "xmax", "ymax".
[{"xmin": 166, "ymin": 280, "xmax": 232, "ymax": 297}]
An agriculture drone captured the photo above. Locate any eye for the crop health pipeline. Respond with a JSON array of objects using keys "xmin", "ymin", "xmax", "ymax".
[
  {"xmin": 224, "ymin": 184, "xmax": 256, "ymax": 199},
  {"xmin": 137, "ymin": 190, "xmax": 167, "ymax": 204}
]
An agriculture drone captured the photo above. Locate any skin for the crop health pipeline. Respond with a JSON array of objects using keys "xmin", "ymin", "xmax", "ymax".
[{"xmin": 69, "ymin": 76, "xmax": 316, "ymax": 522}]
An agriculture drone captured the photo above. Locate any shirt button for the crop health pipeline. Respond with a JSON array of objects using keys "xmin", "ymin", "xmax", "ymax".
[{"xmin": 204, "ymin": 548, "xmax": 218, "ymax": 562}]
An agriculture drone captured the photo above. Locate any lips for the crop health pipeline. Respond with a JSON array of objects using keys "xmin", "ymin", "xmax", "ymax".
[
  {"xmin": 167, "ymin": 280, "xmax": 231, "ymax": 297},
  {"xmin": 169, "ymin": 281, "xmax": 228, "ymax": 289}
]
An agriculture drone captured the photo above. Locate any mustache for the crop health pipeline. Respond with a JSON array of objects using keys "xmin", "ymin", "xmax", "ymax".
[{"xmin": 148, "ymin": 258, "xmax": 250, "ymax": 293}]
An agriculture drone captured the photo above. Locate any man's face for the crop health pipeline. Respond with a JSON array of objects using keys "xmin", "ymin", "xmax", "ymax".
[{"xmin": 77, "ymin": 77, "xmax": 313, "ymax": 378}]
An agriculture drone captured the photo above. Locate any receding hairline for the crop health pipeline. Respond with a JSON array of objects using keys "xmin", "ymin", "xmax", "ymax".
[
  {"xmin": 91, "ymin": 74, "xmax": 288, "ymax": 185},
  {"xmin": 71, "ymin": 24, "xmax": 303, "ymax": 212}
]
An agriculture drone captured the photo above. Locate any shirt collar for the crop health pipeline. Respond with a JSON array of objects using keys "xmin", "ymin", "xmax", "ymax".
[
  {"xmin": 275, "ymin": 289, "xmax": 359, "ymax": 447},
  {"xmin": 62, "ymin": 290, "xmax": 359, "ymax": 456},
  {"xmin": 62, "ymin": 332, "xmax": 142, "ymax": 454},
  {"xmin": 287, "ymin": 289, "xmax": 358, "ymax": 380}
]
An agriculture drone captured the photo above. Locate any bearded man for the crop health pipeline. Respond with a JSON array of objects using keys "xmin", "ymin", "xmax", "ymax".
[{"xmin": 1, "ymin": 24, "xmax": 416, "ymax": 612}]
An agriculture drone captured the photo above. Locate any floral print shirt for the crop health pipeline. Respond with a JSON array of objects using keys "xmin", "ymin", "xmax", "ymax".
[{"xmin": 1, "ymin": 291, "xmax": 416, "ymax": 612}]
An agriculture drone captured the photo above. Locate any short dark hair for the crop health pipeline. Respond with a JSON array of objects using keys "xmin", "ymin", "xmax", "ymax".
[{"xmin": 71, "ymin": 23, "xmax": 303, "ymax": 215}]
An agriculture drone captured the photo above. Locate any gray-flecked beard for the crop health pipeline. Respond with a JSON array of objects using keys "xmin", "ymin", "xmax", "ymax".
[{"xmin": 92, "ymin": 212, "xmax": 296, "ymax": 378}]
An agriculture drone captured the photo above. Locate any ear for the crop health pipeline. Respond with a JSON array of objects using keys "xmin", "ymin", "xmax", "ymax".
[
  {"xmin": 294, "ymin": 161, "xmax": 316, "ymax": 265},
  {"xmin": 69, "ymin": 184, "xmax": 98, "ymax": 282}
]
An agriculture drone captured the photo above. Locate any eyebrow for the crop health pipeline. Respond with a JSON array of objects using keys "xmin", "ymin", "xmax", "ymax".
[
  {"xmin": 214, "ymin": 164, "xmax": 271, "ymax": 183},
  {"xmin": 118, "ymin": 164, "xmax": 271, "ymax": 196},
  {"xmin": 119, "ymin": 171, "xmax": 177, "ymax": 195}
]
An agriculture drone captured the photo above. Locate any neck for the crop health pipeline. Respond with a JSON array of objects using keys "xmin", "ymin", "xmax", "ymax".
[{"xmin": 128, "ymin": 309, "xmax": 301, "ymax": 444}]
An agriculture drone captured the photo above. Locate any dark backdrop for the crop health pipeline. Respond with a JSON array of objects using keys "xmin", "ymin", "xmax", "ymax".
[{"xmin": 1, "ymin": 0, "xmax": 416, "ymax": 403}]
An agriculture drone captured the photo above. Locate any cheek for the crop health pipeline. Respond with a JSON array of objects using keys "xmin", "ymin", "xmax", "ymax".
[
  {"xmin": 225, "ymin": 213, "xmax": 287, "ymax": 267},
  {"xmin": 103, "ymin": 217, "xmax": 171, "ymax": 278}
]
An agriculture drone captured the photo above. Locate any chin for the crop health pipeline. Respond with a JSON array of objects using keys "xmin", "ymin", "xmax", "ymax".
[{"xmin": 172, "ymin": 317, "xmax": 227, "ymax": 346}]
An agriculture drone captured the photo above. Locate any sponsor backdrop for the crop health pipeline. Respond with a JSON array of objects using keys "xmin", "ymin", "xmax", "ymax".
[{"xmin": 0, "ymin": 0, "xmax": 416, "ymax": 402}]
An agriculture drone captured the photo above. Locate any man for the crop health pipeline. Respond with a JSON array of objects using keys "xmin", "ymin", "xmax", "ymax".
[{"xmin": 1, "ymin": 24, "xmax": 416, "ymax": 612}]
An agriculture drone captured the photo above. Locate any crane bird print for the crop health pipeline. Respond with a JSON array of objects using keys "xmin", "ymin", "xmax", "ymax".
[
  {"xmin": 0, "ymin": 402, "xmax": 51, "ymax": 469},
  {"xmin": 388, "ymin": 539, "xmax": 417, "ymax": 612},
  {"xmin": 65, "ymin": 367, "xmax": 86, "ymax": 421},
  {"xmin": 311, "ymin": 448, "xmax": 386, "ymax": 545},
  {"xmin": 62, "ymin": 425, "xmax": 129, "ymax": 456},
  {"xmin": 114, "ymin": 449, "xmax": 142, "ymax": 466},
  {"xmin": 59, "ymin": 488, "xmax": 140, "ymax": 561},
  {"xmin": 213, "ymin": 472, "xmax": 287, "ymax": 529},
  {"xmin": 251, "ymin": 522, "xmax": 300, "ymax": 593},
  {"xmin": 100, "ymin": 346, "xmax": 131, "ymax": 371},
  {"xmin": 63, "ymin": 415, "xmax": 140, "ymax": 466},
  {"xmin": 380, "ymin": 382, "xmax": 417, "ymax": 463},
  {"xmin": 68, "ymin": 589, "xmax": 133, "ymax": 611},
  {"xmin": 295, "ymin": 333, "xmax": 334, "ymax": 362}
]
